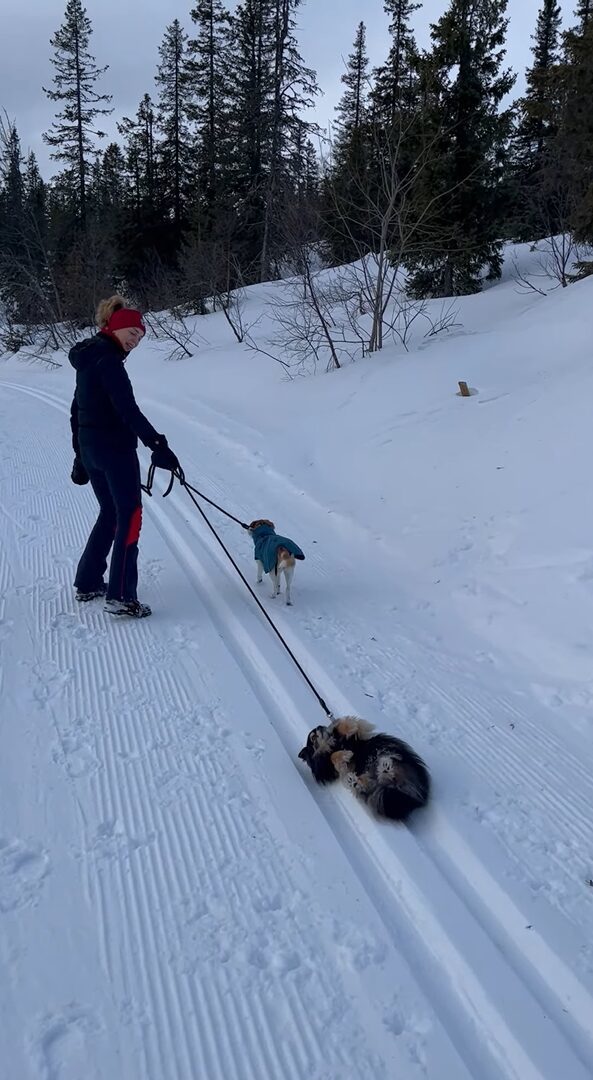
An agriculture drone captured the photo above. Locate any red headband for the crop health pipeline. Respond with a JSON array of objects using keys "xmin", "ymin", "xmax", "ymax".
[{"xmin": 106, "ymin": 308, "xmax": 146, "ymax": 335}]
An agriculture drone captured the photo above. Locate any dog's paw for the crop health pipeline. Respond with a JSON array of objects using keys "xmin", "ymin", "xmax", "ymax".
[
  {"xmin": 330, "ymin": 749, "xmax": 354, "ymax": 776},
  {"xmin": 333, "ymin": 716, "xmax": 375, "ymax": 740}
]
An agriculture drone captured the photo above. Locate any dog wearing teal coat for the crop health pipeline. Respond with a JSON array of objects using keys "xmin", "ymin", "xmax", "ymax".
[{"xmin": 248, "ymin": 519, "xmax": 305, "ymax": 606}]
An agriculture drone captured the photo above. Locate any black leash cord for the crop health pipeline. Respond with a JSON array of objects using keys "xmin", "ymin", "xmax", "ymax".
[
  {"xmin": 143, "ymin": 464, "xmax": 249, "ymax": 529},
  {"xmin": 142, "ymin": 463, "xmax": 333, "ymax": 719}
]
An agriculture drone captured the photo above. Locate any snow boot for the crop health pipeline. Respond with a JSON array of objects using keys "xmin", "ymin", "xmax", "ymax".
[
  {"xmin": 104, "ymin": 598, "xmax": 152, "ymax": 619},
  {"xmin": 76, "ymin": 583, "xmax": 107, "ymax": 602}
]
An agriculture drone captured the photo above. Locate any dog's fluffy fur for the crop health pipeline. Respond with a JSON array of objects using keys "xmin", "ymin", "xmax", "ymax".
[
  {"xmin": 298, "ymin": 716, "xmax": 430, "ymax": 821},
  {"xmin": 248, "ymin": 519, "xmax": 298, "ymax": 606}
]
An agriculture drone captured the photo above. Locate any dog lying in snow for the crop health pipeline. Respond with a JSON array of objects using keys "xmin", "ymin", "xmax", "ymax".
[
  {"xmin": 248, "ymin": 519, "xmax": 305, "ymax": 606},
  {"xmin": 298, "ymin": 716, "xmax": 430, "ymax": 821}
]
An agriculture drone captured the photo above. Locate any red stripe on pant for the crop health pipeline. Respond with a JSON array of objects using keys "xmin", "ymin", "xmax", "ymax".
[
  {"xmin": 126, "ymin": 505, "xmax": 142, "ymax": 546},
  {"xmin": 120, "ymin": 505, "xmax": 142, "ymax": 598}
]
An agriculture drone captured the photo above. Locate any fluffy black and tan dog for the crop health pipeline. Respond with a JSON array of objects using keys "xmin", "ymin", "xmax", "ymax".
[{"xmin": 298, "ymin": 716, "xmax": 430, "ymax": 821}]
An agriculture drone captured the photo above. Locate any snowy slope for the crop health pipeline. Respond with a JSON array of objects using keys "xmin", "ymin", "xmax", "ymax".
[{"xmin": 1, "ymin": 245, "xmax": 593, "ymax": 1079}]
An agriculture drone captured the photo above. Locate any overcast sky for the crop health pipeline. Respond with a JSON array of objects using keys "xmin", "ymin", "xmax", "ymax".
[{"xmin": 0, "ymin": 0, "xmax": 563, "ymax": 177}]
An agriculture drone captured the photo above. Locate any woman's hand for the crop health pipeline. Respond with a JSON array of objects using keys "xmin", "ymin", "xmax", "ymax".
[{"xmin": 71, "ymin": 457, "xmax": 89, "ymax": 485}]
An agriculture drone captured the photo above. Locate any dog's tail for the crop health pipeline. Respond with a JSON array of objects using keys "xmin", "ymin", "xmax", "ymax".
[
  {"xmin": 276, "ymin": 546, "xmax": 296, "ymax": 571},
  {"xmin": 369, "ymin": 786, "xmax": 425, "ymax": 821},
  {"xmin": 369, "ymin": 761, "xmax": 431, "ymax": 821}
]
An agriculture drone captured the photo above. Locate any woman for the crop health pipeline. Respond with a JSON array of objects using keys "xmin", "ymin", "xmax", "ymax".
[{"xmin": 69, "ymin": 295, "xmax": 180, "ymax": 618}]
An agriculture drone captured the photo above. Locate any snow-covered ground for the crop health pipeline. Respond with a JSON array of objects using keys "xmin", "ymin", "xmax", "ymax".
[{"xmin": 1, "ymin": 244, "xmax": 593, "ymax": 1079}]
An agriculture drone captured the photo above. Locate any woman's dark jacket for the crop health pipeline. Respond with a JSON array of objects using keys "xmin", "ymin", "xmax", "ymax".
[{"xmin": 69, "ymin": 332, "xmax": 161, "ymax": 456}]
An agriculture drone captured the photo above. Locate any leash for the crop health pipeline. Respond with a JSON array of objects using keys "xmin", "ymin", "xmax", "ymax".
[
  {"xmin": 142, "ymin": 463, "xmax": 250, "ymax": 530},
  {"xmin": 143, "ymin": 464, "xmax": 333, "ymax": 719}
]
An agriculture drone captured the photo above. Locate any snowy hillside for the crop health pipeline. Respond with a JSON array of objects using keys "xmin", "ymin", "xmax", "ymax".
[{"xmin": 1, "ymin": 244, "xmax": 593, "ymax": 1079}]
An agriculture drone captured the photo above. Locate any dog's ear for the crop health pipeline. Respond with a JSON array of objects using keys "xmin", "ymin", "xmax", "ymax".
[{"xmin": 298, "ymin": 746, "xmax": 310, "ymax": 761}]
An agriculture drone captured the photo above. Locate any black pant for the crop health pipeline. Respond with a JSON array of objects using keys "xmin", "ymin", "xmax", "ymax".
[{"xmin": 75, "ymin": 443, "xmax": 143, "ymax": 601}]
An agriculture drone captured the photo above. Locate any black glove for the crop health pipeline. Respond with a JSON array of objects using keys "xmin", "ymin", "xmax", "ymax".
[
  {"xmin": 71, "ymin": 456, "xmax": 89, "ymax": 485},
  {"xmin": 151, "ymin": 436, "xmax": 180, "ymax": 472}
]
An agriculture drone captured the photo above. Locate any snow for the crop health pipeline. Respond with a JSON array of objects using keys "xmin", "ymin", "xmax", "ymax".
[{"xmin": 1, "ymin": 243, "xmax": 593, "ymax": 1079}]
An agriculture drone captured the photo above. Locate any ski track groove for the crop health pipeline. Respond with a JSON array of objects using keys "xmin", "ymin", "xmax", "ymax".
[
  {"xmin": 3, "ymin": 380, "xmax": 593, "ymax": 1079},
  {"xmin": 270, "ymin": 606, "xmax": 593, "ymax": 1055},
  {"xmin": 58, "ymin": 616, "xmax": 353, "ymax": 1077},
  {"xmin": 160, "ymin": 471, "xmax": 593, "ymax": 1047},
  {"xmin": 143, "ymin": 471, "xmax": 591, "ymax": 1080},
  {"xmin": 92, "ymin": 726, "xmax": 193, "ymax": 1079}
]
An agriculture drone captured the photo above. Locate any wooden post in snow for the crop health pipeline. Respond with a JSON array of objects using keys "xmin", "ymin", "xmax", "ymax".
[{"xmin": 458, "ymin": 381, "xmax": 471, "ymax": 397}]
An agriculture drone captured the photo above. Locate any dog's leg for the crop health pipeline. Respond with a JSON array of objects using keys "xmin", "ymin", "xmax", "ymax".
[
  {"xmin": 284, "ymin": 564, "xmax": 294, "ymax": 606},
  {"xmin": 256, "ymin": 560, "xmax": 264, "ymax": 584},
  {"xmin": 270, "ymin": 567, "xmax": 280, "ymax": 598}
]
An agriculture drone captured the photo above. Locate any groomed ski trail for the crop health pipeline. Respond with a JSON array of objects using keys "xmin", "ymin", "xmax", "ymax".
[{"xmin": 1, "ymin": 380, "xmax": 592, "ymax": 1080}]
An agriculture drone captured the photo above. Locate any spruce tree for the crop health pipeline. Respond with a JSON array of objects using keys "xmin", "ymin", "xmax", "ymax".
[
  {"xmin": 118, "ymin": 94, "xmax": 159, "ymax": 219},
  {"xmin": 260, "ymin": 0, "xmax": 318, "ymax": 278},
  {"xmin": 334, "ymin": 22, "xmax": 369, "ymax": 143},
  {"xmin": 323, "ymin": 22, "xmax": 372, "ymax": 264},
  {"xmin": 24, "ymin": 153, "xmax": 47, "ymax": 232},
  {"xmin": 155, "ymin": 19, "xmax": 194, "ymax": 233},
  {"xmin": 518, "ymin": 0, "xmax": 562, "ymax": 159},
  {"xmin": 511, "ymin": 0, "xmax": 563, "ymax": 239},
  {"xmin": 371, "ymin": 1, "xmax": 421, "ymax": 126},
  {"xmin": 229, "ymin": 0, "xmax": 318, "ymax": 279},
  {"xmin": 188, "ymin": 0, "xmax": 233, "ymax": 220},
  {"xmin": 575, "ymin": 0, "xmax": 593, "ymax": 33},
  {"xmin": 43, "ymin": 0, "xmax": 112, "ymax": 223},
  {"xmin": 405, "ymin": 0, "xmax": 515, "ymax": 296},
  {"xmin": 556, "ymin": 5, "xmax": 593, "ymax": 248},
  {"xmin": 0, "ymin": 118, "xmax": 25, "ymax": 320},
  {"xmin": 89, "ymin": 142, "xmax": 129, "ymax": 270},
  {"xmin": 23, "ymin": 153, "xmax": 50, "ymax": 308}
]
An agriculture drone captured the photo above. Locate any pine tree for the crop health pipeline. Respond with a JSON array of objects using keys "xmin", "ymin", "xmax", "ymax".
[
  {"xmin": 155, "ymin": 19, "xmax": 194, "ymax": 232},
  {"xmin": 322, "ymin": 22, "xmax": 372, "ymax": 264},
  {"xmin": 0, "ymin": 118, "xmax": 25, "ymax": 319},
  {"xmin": 118, "ymin": 93, "xmax": 173, "ymax": 288},
  {"xmin": 0, "ymin": 118, "xmax": 24, "ymax": 232},
  {"xmin": 118, "ymin": 94, "xmax": 159, "ymax": 219},
  {"xmin": 371, "ymin": 1, "xmax": 420, "ymax": 127},
  {"xmin": 510, "ymin": 0, "xmax": 563, "ymax": 239},
  {"xmin": 43, "ymin": 0, "xmax": 112, "ymax": 223},
  {"xmin": 24, "ymin": 153, "xmax": 47, "ymax": 229},
  {"xmin": 23, "ymin": 153, "xmax": 50, "ymax": 298},
  {"xmin": 230, "ymin": 0, "xmax": 318, "ymax": 279},
  {"xmin": 555, "ymin": 5, "xmax": 593, "ymax": 247},
  {"xmin": 260, "ymin": 0, "xmax": 319, "ymax": 278},
  {"xmin": 575, "ymin": 0, "xmax": 593, "ymax": 33},
  {"xmin": 89, "ymin": 142, "xmax": 130, "ymax": 267},
  {"xmin": 334, "ymin": 22, "xmax": 369, "ymax": 143},
  {"xmin": 518, "ymin": 1, "xmax": 562, "ymax": 159},
  {"xmin": 405, "ymin": 0, "xmax": 515, "ymax": 296},
  {"xmin": 188, "ymin": 0, "xmax": 233, "ymax": 219}
]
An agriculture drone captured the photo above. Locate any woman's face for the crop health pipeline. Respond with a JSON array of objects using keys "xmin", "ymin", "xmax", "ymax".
[{"xmin": 113, "ymin": 326, "xmax": 144, "ymax": 352}]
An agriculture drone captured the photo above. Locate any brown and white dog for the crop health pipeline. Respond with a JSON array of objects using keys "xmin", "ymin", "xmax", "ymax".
[
  {"xmin": 248, "ymin": 519, "xmax": 305, "ymax": 606},
  {"xmin": 298, "ymin": 716, "xmax": 430, "ymax": 821}
]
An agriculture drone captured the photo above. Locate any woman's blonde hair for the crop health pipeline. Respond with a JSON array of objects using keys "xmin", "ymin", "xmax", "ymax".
[{"xmin": 96, "ymin": 295, "xmax": 129, "ymax": 330}]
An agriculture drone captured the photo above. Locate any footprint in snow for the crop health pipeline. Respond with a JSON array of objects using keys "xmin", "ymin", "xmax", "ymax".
[
  {"xmin": 50, "ymin": 613, "xmax": 106, "ymax": 647},
  {"xmin": 0, "ymin": 837, "xmax": 50, "ymax": 913},
  {"xmin": 30, "ymin": 1004, "xmax": 102, "ymax": 1080}
]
